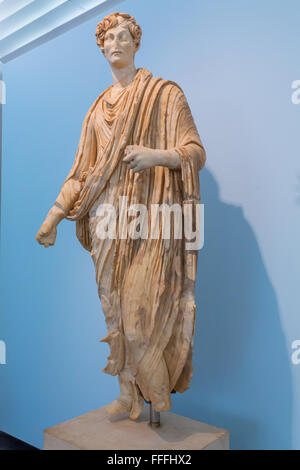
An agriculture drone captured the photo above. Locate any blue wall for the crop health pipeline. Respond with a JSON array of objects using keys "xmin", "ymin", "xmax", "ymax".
[{"xmin": 1, "ymin": 0, "xmax": 300, "ymax": 449}]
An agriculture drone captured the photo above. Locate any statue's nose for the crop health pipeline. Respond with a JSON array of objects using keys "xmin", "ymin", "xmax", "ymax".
[{"xmin": 111, "ymin": 37, "xmax": 120, "ymax": 48}]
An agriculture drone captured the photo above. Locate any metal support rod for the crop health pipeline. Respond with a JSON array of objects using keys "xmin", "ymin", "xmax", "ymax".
[{"xmin": 149, "ymin": 403, "xmax": 160, "ymax": 427}]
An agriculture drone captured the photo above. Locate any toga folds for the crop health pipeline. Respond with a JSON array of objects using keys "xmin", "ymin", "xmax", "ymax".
[{"xmin": 54, "ymin": 67, "xmax": 206, "ymax": 415}]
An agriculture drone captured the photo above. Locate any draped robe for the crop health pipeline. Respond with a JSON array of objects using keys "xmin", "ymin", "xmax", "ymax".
[{"xmin": 55, "ymin": 67, "xmax": 206, "ymax": 415}]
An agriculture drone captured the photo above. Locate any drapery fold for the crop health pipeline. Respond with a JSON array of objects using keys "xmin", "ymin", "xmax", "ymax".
[{"xmin": 54, "ymin": 68, "xmax": 206, "ymax": 410}]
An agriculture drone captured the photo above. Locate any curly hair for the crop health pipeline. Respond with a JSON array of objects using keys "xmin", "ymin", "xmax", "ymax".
[{"xmin": 95, "ymin": 12, "xmax": 142, "ymax": 53}]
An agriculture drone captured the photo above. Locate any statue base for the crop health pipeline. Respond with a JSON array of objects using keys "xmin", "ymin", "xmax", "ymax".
[{"xmin": 44, "ymin": 404, "xmax": 229, "ymax": 450}]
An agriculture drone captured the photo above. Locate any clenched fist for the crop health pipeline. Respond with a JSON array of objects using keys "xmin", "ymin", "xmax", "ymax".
[
  {"xmin": 123, "ymin": 145, "xmax": 181, "ymax": 172},
  {"xmin": 123, "ymin": 145, "xmax": 161, "ymax": 172},
  {"xmin": 36, "ymin": 220, "xmax": 57, "ymax": 248}
]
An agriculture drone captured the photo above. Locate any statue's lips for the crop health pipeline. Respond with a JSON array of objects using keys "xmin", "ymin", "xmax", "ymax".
[{"xmin": 112, "ymin": 51, "xmax": 122, "ymax": 55}]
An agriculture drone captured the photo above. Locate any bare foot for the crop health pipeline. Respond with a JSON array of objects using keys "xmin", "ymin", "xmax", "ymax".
[{"xmin": 105, "ymin": 397, "xmax": 131, "ymax": 417}]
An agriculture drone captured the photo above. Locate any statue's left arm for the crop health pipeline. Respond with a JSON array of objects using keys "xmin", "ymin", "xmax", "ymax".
[
  {"xmin": 124, "ymin": 84, "xmax": 205, "ymax": 290},
  {"xmin": 123, "ymin": 86, "xmax": 206, "ymax": 201}
]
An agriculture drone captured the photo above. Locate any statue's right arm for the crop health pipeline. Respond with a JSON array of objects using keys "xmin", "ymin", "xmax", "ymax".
[{"xmin": 36, "ymin": 115, "xmax": 97, "ymax": 248}]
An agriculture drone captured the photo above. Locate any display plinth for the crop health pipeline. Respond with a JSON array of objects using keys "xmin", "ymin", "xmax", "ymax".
[{"xmin": 44, "ymin": 405, "xmax": 229, "ymax": 450}]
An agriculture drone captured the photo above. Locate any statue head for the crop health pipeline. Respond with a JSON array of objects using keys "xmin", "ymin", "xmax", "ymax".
[{"xmin": 95, "ymin": 12, "xmax": 142, "ymax": 69}]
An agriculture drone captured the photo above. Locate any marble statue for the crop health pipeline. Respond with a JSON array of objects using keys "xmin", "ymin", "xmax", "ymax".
[{"xmin": 36, "ymin": 12, "xmax": 206, "ymax": 421}]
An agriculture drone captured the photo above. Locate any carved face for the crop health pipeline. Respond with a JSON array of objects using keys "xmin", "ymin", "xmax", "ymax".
[{"xmin": 103, "ymin": 21, "xmax": 136, "ymax": 68}]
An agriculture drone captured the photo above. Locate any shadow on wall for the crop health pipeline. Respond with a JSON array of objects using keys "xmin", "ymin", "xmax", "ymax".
[{"xmin": 191, "ymin": 168, "xmax": 292, "ymax": 450}]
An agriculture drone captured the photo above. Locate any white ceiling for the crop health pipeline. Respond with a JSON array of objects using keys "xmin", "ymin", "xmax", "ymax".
[{"xmin": 0, "ymin": 0, "xmax": 123, "ymax": 62}]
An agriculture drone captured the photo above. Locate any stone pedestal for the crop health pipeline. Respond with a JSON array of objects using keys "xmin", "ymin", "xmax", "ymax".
[{"xmin": 44, "ymin": 404, "xmax": 229, "ymax": 450}]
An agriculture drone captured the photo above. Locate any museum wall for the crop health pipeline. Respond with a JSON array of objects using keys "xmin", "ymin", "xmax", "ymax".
[{"xmin": 1, "ymin": 0, "xmax": 299, "ymax": 449}]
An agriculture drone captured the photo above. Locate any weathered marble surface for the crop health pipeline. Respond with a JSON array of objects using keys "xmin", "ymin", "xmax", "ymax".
[{"xmin": 36, "ymin": 12, "xmax": 206, "ymax": 419}]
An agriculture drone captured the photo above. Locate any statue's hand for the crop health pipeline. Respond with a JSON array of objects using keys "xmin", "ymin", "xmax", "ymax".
[
  {"xmin": 35, "ymin": 220, "xmax": 57, "ymax": 248},
  {"xmin": 123, "ymin": 145, "xmax": 161, "ymax": 173}
]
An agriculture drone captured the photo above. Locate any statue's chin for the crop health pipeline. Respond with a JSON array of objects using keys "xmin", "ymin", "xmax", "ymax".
[{"xmin": 107, "ymin": 55, "xmax": 134, "ymax": 69}]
